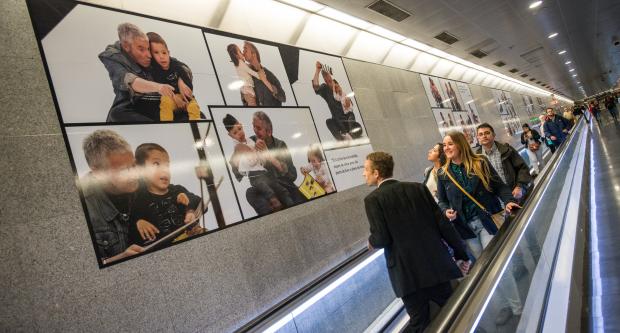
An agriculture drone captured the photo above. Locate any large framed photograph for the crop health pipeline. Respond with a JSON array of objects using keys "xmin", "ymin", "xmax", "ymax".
[
  {"xmin": 421, "ymin": 74, "xmax": 449, "ymax": 109},
  {"xmin": 286, "ymin": 49, "xmax": 370, "ymax": 149},
  {"xmin": 210, "ymin": 107, "xmax": 335, "ymax": 219},
  {"xmin": 422, "ymin": 74, "xmax": 481, "ymax": 145},
  {"xmin": 32, "ymin": 2, "xmax": 223, "ymax": 123},
  {"xmin": 204, "ymin": 32, "xmax": 296, "ymax": 107},
  {"xmin": 492, "ymin": 89, "xmax": 522, "ymax": 136},
  {"xmin": 65, "ymin": 122, "xmax": 241, "ymax": 267}
]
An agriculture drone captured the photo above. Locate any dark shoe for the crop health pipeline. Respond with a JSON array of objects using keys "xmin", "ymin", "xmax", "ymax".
[{"xmin": 495, "ymin": 307, "xmax": 513, "ymax": 326}]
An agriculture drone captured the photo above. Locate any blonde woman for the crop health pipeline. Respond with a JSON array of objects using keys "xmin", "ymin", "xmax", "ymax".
[
  {"xmin": 436, "ymin": 131, "xmax": 521, "ymax": 325},
  {"xmin": 437, "ymin": 131, "xmax": 519, "ymax": 255}
]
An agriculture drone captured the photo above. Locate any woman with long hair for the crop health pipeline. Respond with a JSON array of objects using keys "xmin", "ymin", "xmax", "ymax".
[
  {"xmin": 436, "ymin": 131, "xmax": 519, "ymax": 256},
  {"xmin": 423, "ymin": 143, "xmax": 447, "ymax": 200},
  {"xmin": 436, "ymin": 131, "xmax": 522, "ymax": 324}
]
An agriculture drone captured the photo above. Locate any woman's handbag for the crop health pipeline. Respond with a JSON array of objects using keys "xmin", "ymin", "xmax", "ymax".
[{"xmin": 444, "ymin": 171, "xmax": 506, "ymax": 228}]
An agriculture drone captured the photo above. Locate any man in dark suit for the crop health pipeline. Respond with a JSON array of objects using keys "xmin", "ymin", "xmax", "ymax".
[{"xmin": 362, "ymin": 152, "xmax": 470, "ymax": 333}]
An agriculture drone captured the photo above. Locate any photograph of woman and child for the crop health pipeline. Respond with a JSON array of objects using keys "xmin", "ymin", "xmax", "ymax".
[{"xmin": 204, "ymin": 33, "xmax": 295, "ymax": 107}]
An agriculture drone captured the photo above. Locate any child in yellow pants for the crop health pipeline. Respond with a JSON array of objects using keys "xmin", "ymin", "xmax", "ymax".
[{"xmin": 147, "ymin": 32, "xmax": 201, "ymax": 121}]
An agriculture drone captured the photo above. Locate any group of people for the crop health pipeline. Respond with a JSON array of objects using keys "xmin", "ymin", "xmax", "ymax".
[
  {"xmin": 362, "ymin": 115, "xmax": 581, "ymax": 331},
  {"xmin": 577, "ymin": 92, "xmax": 619, "ymax": 124},
  {"xmin": 81, "ymin": 130, "xmax": 206, "ymax": 265}
]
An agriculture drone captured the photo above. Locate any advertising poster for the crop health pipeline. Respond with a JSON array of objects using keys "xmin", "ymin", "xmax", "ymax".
[
  {"xmin": 420, "ymin": 74, "xmax": 482, "ymax": 146},
  {"xmin": 35, "ymin": 3, "xmax": 223, "ymax": 123},
  {"xmin": 521, "ymin": 94, "xmax": 535, "ymax": 116},
  {"xmin": 439, "ymin": 78, "xmax": 465, "ymax": 112},
  {"xmin": 211, "ymin": 107, "xmax": 334, "ymax": 219},
  {"xmin": 65, "ymin": 122, "xmax": 241, "ymax": 265},
  {"xmin": 28, "ymin": 0, "xmax": 375, "ymax": 267},
  {"xmin": 205, "ymin": 32, "xmax": 296, "ymax": 108},
  {"xmin": 284, "ymin": 49, "xmax": 372, "ymax": 190},
  {"xmin": 492, "ymin": 89, "xmax": 522, "ymax": 136},
  {"xmin": 421, "ymin": 75, "xmax": 449, "ymax": 108},
  {"xmin": 536, "ymin": 96, "xmax": 547, "ymax": 113}
]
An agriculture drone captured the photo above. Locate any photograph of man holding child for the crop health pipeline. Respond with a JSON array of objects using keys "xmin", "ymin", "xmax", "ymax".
[
  {"xmin": 99, "ymin": 23, "xmax": 204, "ymax": 122},
  {"xmin": 287, "ymin": 50, "xmax": 369, "ymax": 148},
  {"xmin": 36, "ymin": 5, "xmax": 223, "ymax": 123},
  {"xmin": 213, "ymin": 107, "xmax": 333, "ymax": 218}
]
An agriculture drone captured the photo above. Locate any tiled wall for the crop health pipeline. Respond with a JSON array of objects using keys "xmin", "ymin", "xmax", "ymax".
[{"xmin": 1, "ymin": 1, "xmax": 557, "ymax": 332}]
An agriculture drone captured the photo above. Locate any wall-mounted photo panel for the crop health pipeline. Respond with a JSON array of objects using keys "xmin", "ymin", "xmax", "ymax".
[
  {"xmin": 423, "ymin": 74, "xmax": 481, "ymax": 145},
  {"xmin": 500, "ymin": 114, "xmax": 522, "ymax": 137},
  {"xmin": 453, "ymin": 110, "xmax": 477, "ymax": 145},
  {"xmin": 492, "ymin": 89, "xmax": 522, "ymax": 136},
  {"xmin": 65, "ymin": 122, "xmax": 242, "ymax": 267},
  {"xmin": 432, "ymin": 109, "xmax": 457, "ymax": 139},
  {"xmin": 420, "ymin": 74, "xmax": 449, "ymax": 109},
  {"xmin": 439, "ymin": 78, "xmax": 465, "ymax": 112},
  {"xmin": 455, "ymin": 82, "xmax": 482, "ymax": 145},
  {"xmin": 32, "ymin": 1, "xmax": 223, "ymax": 123},
  {"xmin": 536, "ymin": 96, "xmax": 547, "ymax": 113},
  {"xmin": 204, "ymin": 32, "xmax": 296, "ymax": 107},
  {"xmin": 521, "ymin": 95, "xmax": 535, "ymax": 116},
  {"xmin": 211, "ymin": 107, "xmax": 335, "ymax": 219},
  {"xmin": 286, "ymin": 49, "xmax": 370, "ymax": 150}
]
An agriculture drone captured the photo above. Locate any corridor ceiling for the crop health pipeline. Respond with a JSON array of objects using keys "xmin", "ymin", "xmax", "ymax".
[{"xmin": 319, "ymin": 0, "xmax": 620, "ymax": 100}]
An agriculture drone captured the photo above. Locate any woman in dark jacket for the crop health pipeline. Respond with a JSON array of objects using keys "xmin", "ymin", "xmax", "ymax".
[
  {"xmin": 436, "ymin": 131, "xmax": 519, "ymax": 258},
  {"xmin": 437, "ymin": 131, "xmax": 524, "ymax": 324},
  {"xmin": 520, "ymin": 123, "xmax": 544, "ymax": 175}
]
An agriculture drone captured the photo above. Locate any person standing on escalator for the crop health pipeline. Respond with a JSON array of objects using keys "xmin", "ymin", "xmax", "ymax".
[{"xmin": 363, "ymin": 151, "xmax": 470, "ymax": 333}]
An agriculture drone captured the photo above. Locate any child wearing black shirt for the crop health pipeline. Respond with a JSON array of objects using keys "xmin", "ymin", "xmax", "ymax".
[
  {"xmin": 147, "ymin": 32, "xmax": 201, "ymax": 121},
  {"xmin": 133, "ymin": 143, "xmax": 203, "ymax": 246}
]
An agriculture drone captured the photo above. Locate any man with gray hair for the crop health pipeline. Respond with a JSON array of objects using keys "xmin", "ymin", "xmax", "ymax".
[
  {"xmin": 99, "ymin": 23, "xmax": 177, "ymax": 122},
  {"xmin": 81, "ymin": 129, "xmax": 148, "ymax": 265},
  {"xmin": 245, "ymin": 111, "xmax": 304, "ymax": 214}
]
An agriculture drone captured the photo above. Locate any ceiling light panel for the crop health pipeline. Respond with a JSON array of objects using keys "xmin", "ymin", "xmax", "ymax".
[
  {"xmin": 367, "ymin": 24, "xmax": 406, "ymax": 41},
  {"xmin": 318, "ymin": 7, "xmax": 372, "ymax": 29}
]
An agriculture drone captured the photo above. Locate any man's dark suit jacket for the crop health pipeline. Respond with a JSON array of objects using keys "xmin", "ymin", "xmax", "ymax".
[{"xmin": 364, "ymin": 180, "xmax": 468, "ymax": 298}]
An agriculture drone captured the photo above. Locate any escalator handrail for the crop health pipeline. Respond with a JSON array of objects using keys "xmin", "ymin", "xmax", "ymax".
[{"xmin": 426, "ymin": 117, "xmax": 586, "ymax": 332}]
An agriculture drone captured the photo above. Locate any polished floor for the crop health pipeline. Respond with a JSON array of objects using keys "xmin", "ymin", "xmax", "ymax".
[{"xmin": 589, "ymin": 112, "xmax": 620, "ymax": 332}]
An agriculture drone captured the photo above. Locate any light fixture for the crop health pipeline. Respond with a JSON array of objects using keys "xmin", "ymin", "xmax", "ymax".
[
  {"xmin": 569, "ymin": 69, "xmax": 575, "ymax": 72},
  {"xmin": 318, "ymin": 7, "xmax": 372, "ymax": 29},
  {"xmin": 402, "ymin": 38, "xmax": 431, "ymax": 51},
  {"xmin": 529, "ymin": 1, "xmax": 543, "ymax": 9},
  {"xmin": 278, "ymin": 0, "xmax": 325, "ymax": 12},
  {"xmin": 573, "ymin": 74, "xmax": 578, "ymax": 77},
  {"xmin": 548, "ymin": 32, "xmax": 558, "ymax": 38},
  {"xmin": 558, "ymin": 50, "xmax": 567, "ymax": 55},
  {"xmin": 565, "ymin": 61, "xmax": 572, "ymax": 65},
  {"xmin": 367, "ymin": 25, "xmax": 406, "ymax": 42},
  {"xmin": 577, "ymin": 81, "xmax": 581, "ymax": 84}
]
